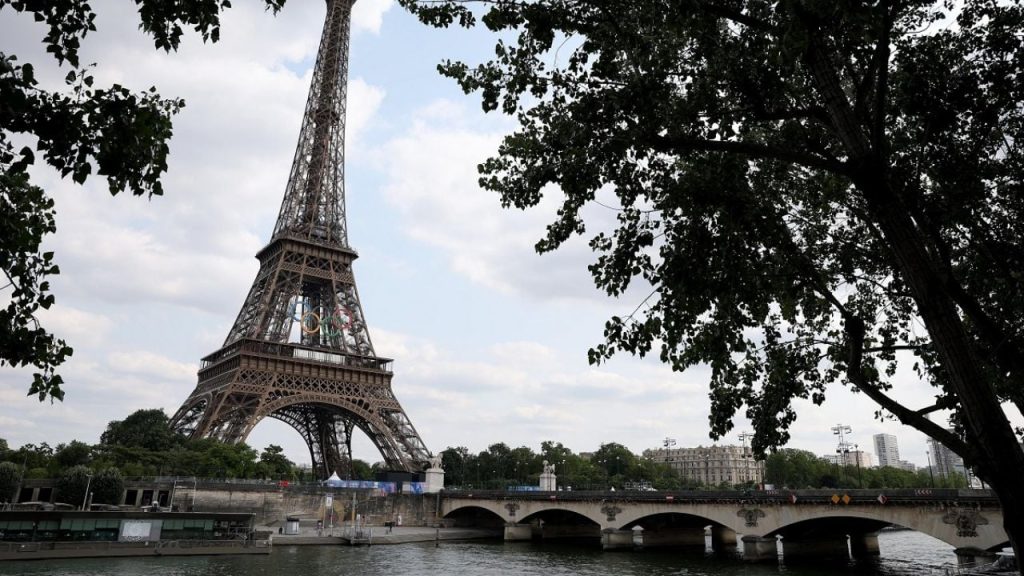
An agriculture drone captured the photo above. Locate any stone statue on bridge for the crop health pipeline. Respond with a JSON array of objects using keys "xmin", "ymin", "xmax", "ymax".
[
  {"xmin": 427, "ymin": 454, "xmax": 443, "ymax": 470},
  {"xmin": 539, "ymin": 460, "xmax": 556, "ymax": 491}
]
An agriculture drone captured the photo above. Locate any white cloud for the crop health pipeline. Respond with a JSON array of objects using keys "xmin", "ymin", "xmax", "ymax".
[
  {"xmin": 352, "ymin": 0, "xmax": 394, "ymax": 35},
  {"xmin": 373, "ymin": 100, "xmax": 610, "ymax": 304},
  {"xmin": 107, "ymin": 351, "xmax": 197, "ymax": 382}
]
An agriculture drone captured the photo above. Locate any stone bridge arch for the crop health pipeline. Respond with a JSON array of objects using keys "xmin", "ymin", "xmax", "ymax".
[
  {"xmin": 440, "ymin": 493, "xmax": 1008, "ymax": 561},
  {"xmin": 442, "ymin": 504, "xmax": 507, "ymax": 529},
  {"xmin": 764, "ymin": 505, "xmax": 1009, "ymax": 552}
]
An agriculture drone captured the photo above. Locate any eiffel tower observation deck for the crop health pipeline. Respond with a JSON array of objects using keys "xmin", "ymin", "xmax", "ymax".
[{"xmin": 170, "ymin": 0, "xmax": 431, "ymax": 479}]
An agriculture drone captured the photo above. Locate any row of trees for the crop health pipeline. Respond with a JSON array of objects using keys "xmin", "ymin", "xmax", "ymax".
[
  {"xmin": 1, "ymin": 411, "xmax": 970, "ymax": 504},
  {"xmin": 439, "ymin": 441, "xmax": 689, "ymax": 490},
  {"xmin": 763, "ymin": 449, "xmax": 968, "ymax": 490},
  {"xmin": 439, "ymin": 443, "xmax": 967, "ymax": 491},
  {"xmin": 0, "ymin": 409, "xmax": 312, "ymax": 504}
]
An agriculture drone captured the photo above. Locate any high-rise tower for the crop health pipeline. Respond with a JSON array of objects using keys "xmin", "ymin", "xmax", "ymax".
[
  {"xmin": 169, "ymin": 0, "xmax": 431, "ymax": 478},
  {"xmin": 873, "ymin": 433, "xmax": 900, "ymax": 469}
]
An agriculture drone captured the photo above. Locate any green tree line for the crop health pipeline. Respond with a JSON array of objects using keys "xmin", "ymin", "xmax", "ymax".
[
  {"xmin": 2, "ymin": 411, "xmax": 968, "ymax": 506},
  {"xmin": 763, "ymin": 449, "xmax": 968, "ymax": 490},
  {"xmin": 0, "ymin": 409, "xmax": 349, "ymax": 505}
]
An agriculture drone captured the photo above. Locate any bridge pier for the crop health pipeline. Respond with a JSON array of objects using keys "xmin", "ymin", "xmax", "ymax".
[
  {"xmin": 641, "ymin": 527, "xmax": 706, "ymax": 549},
  {"xmin": 601, "ymin": 529, "xmax": 635, "ymax": 551},
  {"xmin": 850, "ymin": 532, "xmax": 880, "ymax": 558},
  {"xmin": 711, "ymin": 526, "xmax": 737, "ymax": 550},
  {"xmin": 741, "ymin": 535, "xmax": 779, "ymax": 562},
  {"xmin": 955, "ymin": 547, "xmax": 998, "ymax": 566},
  {"xmin": 503, "ymin": 523, "xmax": 532, "ymax": 542},
  {"xmin": 781, "ymin": 535, "xmax": 850, "ymax": 562},
  {"xmin": 541, "ymin": 523, "xmax": 602, "ymax": 540}
]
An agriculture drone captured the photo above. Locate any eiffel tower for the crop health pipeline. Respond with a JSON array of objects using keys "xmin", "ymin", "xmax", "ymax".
[{"xmin": 169, "ymin": 0, "xmax": 431, "ymax": 479}]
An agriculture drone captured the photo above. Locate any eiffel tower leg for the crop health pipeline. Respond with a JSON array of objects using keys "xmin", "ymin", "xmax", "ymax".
[{"xmin": 318, "ymin": 417, "xmax": 357, "ymax": 479}]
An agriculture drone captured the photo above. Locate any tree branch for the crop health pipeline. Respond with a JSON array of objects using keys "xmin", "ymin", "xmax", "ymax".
[
  {"xmin": 844, "ymin": 313, "xmax": 975, "ymax": 461},
  {"xmin": 646, "ymin": 134, "xmax": 848, "ymax": 173},
  {"xmin": 862, "ymin": 345, "xmax": 922, "ymax": 353},
  {"xmin": 915, "ymin": 395, "xmax": 958, "ymax": 416},
  {"xmin": 871, "ymin": 0, "xmax": 892, "ymax": 161},
  {"xmin": 696, "ymin": 1, "xmax": 777, "ymax": 33}
]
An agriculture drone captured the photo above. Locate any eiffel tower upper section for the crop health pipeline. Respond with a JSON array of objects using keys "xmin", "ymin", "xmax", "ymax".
[{"xmin": 223, "ymin": 0, "xmax": 371, "ymax": 354}]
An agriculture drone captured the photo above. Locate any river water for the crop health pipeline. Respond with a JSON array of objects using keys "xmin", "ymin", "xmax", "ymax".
[{"xmin": 0, "ymin": 530, "xmax": 977, "ymax": 576}]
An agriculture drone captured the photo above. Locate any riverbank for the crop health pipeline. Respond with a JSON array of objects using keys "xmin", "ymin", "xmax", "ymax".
[{"xmin": 266, "ymin": 523, "xmax": 501, "ymax": 546}]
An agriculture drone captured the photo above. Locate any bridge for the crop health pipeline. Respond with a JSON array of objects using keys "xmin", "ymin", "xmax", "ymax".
[{"xmin": 439, "ymin": 489, "xmax": 1008, "ymax": 564}]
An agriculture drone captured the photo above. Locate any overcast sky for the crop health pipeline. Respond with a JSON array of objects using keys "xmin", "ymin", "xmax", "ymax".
[{"xmin": 0, "ymin": 1, "xmax": 997, "ymax": 469}]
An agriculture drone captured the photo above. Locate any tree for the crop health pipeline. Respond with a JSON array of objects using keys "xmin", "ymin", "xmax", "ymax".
[
  {"xmin": 402, "ymin": 0, "xmax": 1024, "ymax": 562},
  {"xmin": 764, "ymin": 449, "xmax": 831, "ymax": 488},
  {"xmin": 350, "ymin": 459, "xmax": 373, "ymax": 481},
  {"xmin": 0, "ymin": 461, "xmax": 21, "ymax": 503},
  {"xmin": 258, "ymin": 444, "xmax": 294, "ymax": 479},
  {"xmin": 100, "ymin": 409, "xmax": 179, "ymax": 452},
  {"xmin": 56, "ymin": 464, "xmax": 91, "ymax": 508},
  {"xmin": 593, "ymin": 443, "xmax": 636, "ymax": 487},
  {"xmin": 1, "ymin": 0, "xmax": 287, "ymax": 401},
  {"xmin": 90, "ymin": 466, "xmax": 124, "ymax": 505},
  {"xmin": 54, "ymin": 440, "xmax": 92, "ymax": 469},
  {"xmin": 440, "ymin": 446, "xmax": 472, "ymax": 487},
  {"xmin": 10, "ymin": 442, "xmax": 53, "ymax": 474}
]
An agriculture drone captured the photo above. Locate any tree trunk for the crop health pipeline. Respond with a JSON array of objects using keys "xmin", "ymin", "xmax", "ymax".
[
  {"xmin": 855, "ymin": 169, "xmax": 1024, "ymax": 567},
  {"xmin": 799, "ymin": 28, "xmax": 1024, "ymax": 567}
]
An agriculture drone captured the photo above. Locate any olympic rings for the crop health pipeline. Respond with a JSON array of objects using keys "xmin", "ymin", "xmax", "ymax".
[{"xmin": 292, "ymin": 302, "xmax": 355, "ymax": 337}]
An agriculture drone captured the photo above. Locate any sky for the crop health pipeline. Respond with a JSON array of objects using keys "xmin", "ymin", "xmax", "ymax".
[{"xmin": 0, "ymin": 1, "xmax": 994, "ymax": 470}]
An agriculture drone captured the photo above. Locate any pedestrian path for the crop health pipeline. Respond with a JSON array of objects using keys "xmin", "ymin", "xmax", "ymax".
[{"xmin": 262, "ymin": 522, "xmax": 500, "ymax": 546}]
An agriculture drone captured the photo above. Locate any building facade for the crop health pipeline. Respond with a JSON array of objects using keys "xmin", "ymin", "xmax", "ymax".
[
  {"xmin": 873, "ymin": 433, "xmax": 901, "ymax": 468},
  {"xmin": 928, "ymin": 433, "xmax": 967, "ymax": 480},
  {"xmin": 823, "ymin": 450, "xmax": 874, "ymax": 468},
  {"xmin": 643, "ymin": 445, "xmax": 764, "ymax": 486}
]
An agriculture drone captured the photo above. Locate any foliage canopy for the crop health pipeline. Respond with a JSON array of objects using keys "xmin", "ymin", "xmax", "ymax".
[{"xmin": 402, "ymin": 0, "xmax": 1024, "ymax": 557}]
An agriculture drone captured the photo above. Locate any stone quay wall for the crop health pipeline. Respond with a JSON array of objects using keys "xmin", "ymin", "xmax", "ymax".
[{"xmin": 179, "ymin": 484, "xmax": 439, "ymax": 527}]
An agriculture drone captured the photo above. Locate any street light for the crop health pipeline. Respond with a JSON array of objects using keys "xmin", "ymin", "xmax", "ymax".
[
  {"xmin": 738, "ymin": 432, "xmax": 754, "ymax": 485},
  {"xmin": 853, "ymin": 443, "xmax": 863, "ymax": 488},
  {"xmin": 81, "ymin": 474, "xmax": 93, "ymax": 511}
]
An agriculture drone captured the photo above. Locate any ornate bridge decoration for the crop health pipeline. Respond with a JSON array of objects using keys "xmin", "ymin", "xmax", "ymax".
[
  {"xmin": 505, "ymin": 502, "xmax": 521, "ymax": 518},
  {"xmin": 737, "ymin": 507, "xmax": 765, "ymax": 527},
  {"xmin": 601, "ymin": 504, "xmax": 622, "ymax": 522},
  {"xmin": 943, "ymin": 507, "xmax": 989, "ymax": 538}
]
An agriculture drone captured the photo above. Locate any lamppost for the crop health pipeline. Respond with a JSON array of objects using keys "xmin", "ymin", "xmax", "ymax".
[
  {"xmin": 738, "ymin": 432, "xmax": 754, "ymax": 484},
  {"xmin": 853, "ymin": 443, "xmax": 863, "ymax": 488},
  {"xmin": 81, "ymin": 473, "xmax": 93, "ymax": 511}
]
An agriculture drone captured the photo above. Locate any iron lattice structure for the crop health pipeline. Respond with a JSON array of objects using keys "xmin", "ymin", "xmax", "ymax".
[{"xmin": 169, "ymin": 0, "xmax": 431, "ymax": 479}]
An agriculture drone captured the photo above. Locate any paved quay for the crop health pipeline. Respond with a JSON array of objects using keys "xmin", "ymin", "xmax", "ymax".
[{"xmin": 266, "ymin": 524, "xmax": 501, "ymax": 546}]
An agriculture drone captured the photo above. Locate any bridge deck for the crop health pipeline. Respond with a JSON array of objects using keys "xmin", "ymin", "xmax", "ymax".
[{"xmin": 442, "ymin": 488, "xmax": 999, "ymax": 506}]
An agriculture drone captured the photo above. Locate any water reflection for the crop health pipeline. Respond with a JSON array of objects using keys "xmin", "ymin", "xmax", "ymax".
[{"xmin": 0, "ymin": 530, "xmax": 959, "ymax": 576}]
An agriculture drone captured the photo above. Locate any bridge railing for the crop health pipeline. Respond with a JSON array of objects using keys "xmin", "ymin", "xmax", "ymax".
[{"xmin": 441, "ymin": 488, "xmax": 1000, "ymax": 505}]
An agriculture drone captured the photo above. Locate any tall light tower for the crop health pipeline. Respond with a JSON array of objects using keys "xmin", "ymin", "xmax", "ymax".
[
  {"xmin": 738, "ymin": 431, "xmax": 753, "ymax": 455},
  {"xmin": 832, "ymin": 424, "xmax": 853, "ymax": 467}
]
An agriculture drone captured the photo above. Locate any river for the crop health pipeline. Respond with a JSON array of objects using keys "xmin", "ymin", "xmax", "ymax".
[{"xmin": 0, "ymin": 530, "xmax": 981, "ymax": 575}]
